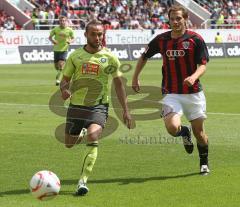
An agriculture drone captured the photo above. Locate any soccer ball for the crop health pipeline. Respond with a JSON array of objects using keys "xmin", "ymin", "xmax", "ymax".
[{"xmin": 29, "ymin": 170, "xmax": 61, "ymax": 200}]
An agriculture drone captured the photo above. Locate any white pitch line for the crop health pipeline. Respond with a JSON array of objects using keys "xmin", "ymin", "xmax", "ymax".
[
  {"xmin": 0, "ymin": 91, "xmax": 51, "ymax": 95},
  {"xmin": 207, "ymin": 112, "xmax": 240, "ymax": 116},
  {"xmin": 0, "ymin": 102, "xmax": 240, "ymax": 116},
  {"xmin": 0, "ymin": 102, "xmax": 61, "ymax": 108}
]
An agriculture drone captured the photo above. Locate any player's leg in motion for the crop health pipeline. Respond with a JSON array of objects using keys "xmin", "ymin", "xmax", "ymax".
[
  {"xmin": 164, "ymin": 112, "xmax": 194, "ymax": 154},
  {"xmin": 191, "ymin": 118, "xmax": 209, "ymax": 175},
  {"xmin": 65, "ymin": 131, "xmax": 85, "ymax": 148},
  {"xmin": 76, "ymin": 123, "xmax": 102, "ymax": 196},
  {"xmin": 64, "ymin": 106, "xmax": 86, "ymax": 148},
  {"xmin": 55, "ymin": 60, "xmax": 65, "ymax": 86}
]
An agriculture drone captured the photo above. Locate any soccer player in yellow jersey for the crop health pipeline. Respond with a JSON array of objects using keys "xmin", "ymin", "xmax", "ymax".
[
  {"xmin": 60, "ymin": 20, "xmax": 132, "ymax": 196},
  {"xmin": 49, "ymin": 16, "xmax": 74, "ymax": 85}
]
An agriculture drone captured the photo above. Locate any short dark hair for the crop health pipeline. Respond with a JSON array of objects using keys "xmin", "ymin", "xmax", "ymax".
[
  {"xmin": 168, "ymin": 5, "xmax": 188, "ymax": 19},
  {"xmin": 59, "ymin": 15, "xmax": 67, "ymax": 20},
  {"xmin": 85, "ymin": 19, "xmax": 103, "ymax": 32}
]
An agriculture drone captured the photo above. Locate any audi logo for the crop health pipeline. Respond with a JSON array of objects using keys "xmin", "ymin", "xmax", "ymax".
[{"xmin": 166, "ymin": 50, "xmax": 185, "ymax": 57}]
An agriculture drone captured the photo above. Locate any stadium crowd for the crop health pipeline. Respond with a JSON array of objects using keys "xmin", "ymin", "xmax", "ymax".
[
  {"xmin": 1, "ymin": 0, "xmax": 240, "ymax": 30},
  {"xmin": 194, "ymin": 0, "xmax": 240, "ymax": 28},
  {"xmin": 0, "ymin": 10, "xmax": 18, "ymax": 30},
  {"xmin": 27, "ymin": 0, "xmax": 174, "ymax": 30}
]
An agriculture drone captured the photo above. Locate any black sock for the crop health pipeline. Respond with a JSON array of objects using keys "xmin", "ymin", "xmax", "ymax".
[
  {"xmin": 175, "ymin": 125, "xmax": 189, "ymax": 137},
  {"xmin": 197, "ymin": 144, "xmax": 208, "ymax": 165}
]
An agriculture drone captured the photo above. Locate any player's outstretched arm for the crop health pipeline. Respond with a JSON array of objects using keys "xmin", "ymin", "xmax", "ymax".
[
  {"xmin": 113, "ymin": 77, "xmax": 132, "ymax": 129},
  {"xmin": 132, "ymin": 55, "xmax": 148, "ymax": 93}
]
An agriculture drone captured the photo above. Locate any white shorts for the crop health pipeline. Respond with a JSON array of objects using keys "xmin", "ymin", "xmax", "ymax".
[{"xmin": 161, "ymin": 91, "xmax": 207, "ymax": 121}]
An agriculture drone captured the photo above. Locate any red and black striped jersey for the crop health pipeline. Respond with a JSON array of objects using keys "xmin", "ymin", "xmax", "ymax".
[{"xmin": 143, "ymin": 30, "xmax": 209, "ymax": 94}]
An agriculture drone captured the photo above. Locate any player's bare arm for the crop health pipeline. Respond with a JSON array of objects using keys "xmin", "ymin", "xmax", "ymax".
[
  {"xmin": 49, "ymin": 35, "xmax": 58, "ymax": 45},
  {"xmin": 60, "ymin": 75, "xmax": 71, "ymax": 100},
  {"xmin": 113, "ymin": 76, "xmax": 132, "ymax": 129},
  {"xmin": 132, "ymin": 55, "xmax": 148, "ymax": 92},
  {"xmin": 183, "ymin": 64, "xmax": 206, "ymax": 86},
  {"xmin": 67, "ymin": 37, "xmax": 74, "ymax": 44}
]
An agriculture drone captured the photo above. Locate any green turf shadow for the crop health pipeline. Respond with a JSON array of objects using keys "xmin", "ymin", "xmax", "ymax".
[{"xmin": 61, "ymin": 172, "xmax": 199, "ymax": 186}]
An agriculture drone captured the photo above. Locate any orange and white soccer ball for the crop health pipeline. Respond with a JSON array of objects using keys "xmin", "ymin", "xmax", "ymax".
[{"xmin": 29, "ymin": 170, "xmax": 61, "ymax": 200}]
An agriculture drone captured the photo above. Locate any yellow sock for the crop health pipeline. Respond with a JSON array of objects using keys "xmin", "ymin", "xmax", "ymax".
[
  {"xmin": 56, "ymin": 70, "xmax": 63, "ymax": 81},
  {"xmin": 80, "ymin": 142, "xmax": 98, "ymax": 183}
]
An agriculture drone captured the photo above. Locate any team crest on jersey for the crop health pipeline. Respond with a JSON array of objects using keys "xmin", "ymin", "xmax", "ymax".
[
  {"xmin": 182, "ymin": 41, "xmax": 190, "ymax": 49},
  {"xmin": 100, "ymin": 58, "xmax": 107, "ymax": 63}
]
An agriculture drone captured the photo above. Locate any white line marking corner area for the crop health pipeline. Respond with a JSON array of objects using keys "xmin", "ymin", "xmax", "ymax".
[{"xmin": 0, "ymin": 102, "xmax": 240, "ymax": 116}]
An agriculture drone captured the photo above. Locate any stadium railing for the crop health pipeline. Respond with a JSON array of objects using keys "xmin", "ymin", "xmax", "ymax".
[
  {"xmin": 201, "ymin": 19, "xmax": 240, "ymax": 29},
  {"xmin": 23, "ymin": 18, "xmax": 86, "ymax": 30}
]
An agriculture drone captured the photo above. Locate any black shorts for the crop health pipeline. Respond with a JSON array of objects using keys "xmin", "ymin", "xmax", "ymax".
[
  {"xmin": 65, "ymin": 104, "xmax": 109, "ymax": 136},
  {"xmin": 54, "ymin": 51, "xmax": 68, "ymax": 63}
]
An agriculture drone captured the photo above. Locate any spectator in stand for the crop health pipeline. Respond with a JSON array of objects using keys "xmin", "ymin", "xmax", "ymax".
[
  {"xmin": 4, "ymin": 16, "xmax": 16, "ymax": 30},
  {"xmin": 59, "ymin": 4, "xmax": 68, "ymax": 17},
  {"xmin": 24, "ymin": 8, "xmax": 32, "ymax": 17},
  {"xmin": 51, "ymin": 1, "xmax": 61, "ymax": 18},
  {"xmin": 237, "ymin": 9, "xmax": 240, "ymax": 21},
  {"xmin": 111, "ymin": 17, "xmax": 120, "ymax": 29},
  {"xmin": 129, "ymin": 15, "xmax": 143, "ymax": 29},
  {"xmin": 38, "ymin": 6, "xmax": 48, "ymax": 30},
  {"xmin": 31, "ymin": 8, "xmax": 40, "ymax": 29},
  {"xmin": 0, "ymin": 10, "xmax": 7, "ymax": 28},
  {"xmin": 216, "ymin": 10, "xmax": 225, "ymax": 28},
  {"xmin": 141, "ymin": 14, "xmax": 152, "ymax": 29},
  {"xmin": 68, "ymin": 10, "xmax": 81, "ymax": 29},
  {"xmin": 210, "ymin": 10, "xmax": 219, "ymax": 29},
  {"xmin": 47, "ymin": 6, "xmax": 55, "ymax": 29}
]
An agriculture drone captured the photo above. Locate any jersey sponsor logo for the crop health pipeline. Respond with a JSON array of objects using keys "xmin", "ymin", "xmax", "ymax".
[
  {"xmin": 166, "ymin": 50, "xmax": 185, "ymax": 60},
  {"xmin": 182, "ymin": 41, "xmax": 190, "ymax": 49},
  {"xmin": 82, "ymin": 63, "xmax": 99, "ymax": 75}
]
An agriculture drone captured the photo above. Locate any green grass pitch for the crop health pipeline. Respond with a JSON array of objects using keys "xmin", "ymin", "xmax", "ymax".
[{"xmin": 0, "ymin": 58, "xmax": 240, "ymax": 207}]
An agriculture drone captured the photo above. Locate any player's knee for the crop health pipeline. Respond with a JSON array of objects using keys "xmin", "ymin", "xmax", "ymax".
[
  {"xmin": 58, "ymin": 61, "xmax": 65, "ymax": 69},
  {"xmin": 166, "ymin": 125, "xmax": 180, "ymax": 137},
  {"xmin": 87, "ymin": 125, "xmax": 102, "ymax": 142},
  {"xmin": 87, "ymin": 133, "xmax": 99, "ymax": 142}
]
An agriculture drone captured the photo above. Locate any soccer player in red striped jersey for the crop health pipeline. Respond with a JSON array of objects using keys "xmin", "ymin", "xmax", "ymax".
[{"xmin": 132, "ymin": 5, "xmax": 210, "ymax": 175}]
